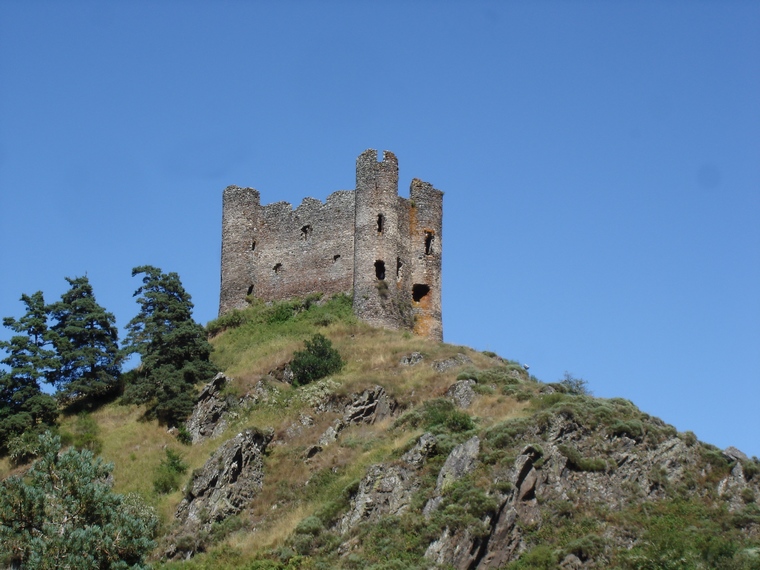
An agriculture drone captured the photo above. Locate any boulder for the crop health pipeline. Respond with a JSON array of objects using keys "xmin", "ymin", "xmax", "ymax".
[
  {"xmin": 400, "ymin": 352, "xmax": 424, "ymax": 366},
  {"xmin": 446, "ymin": 379, "xmax": 477, "ymax": 408},
  {"xmin": 432, "ymin": 353, "xmax": 472, "ymax": 373},
  {"xmin": 174, "ymin": 428, "xmax": 274, "ymax": 538},
  {"xmin": 185, "ymin": 373, "xmax": 231, "ymax": 443},
  {"xmin": 339, "ymin": 433, "xmax": 437, "ymax": 534}
]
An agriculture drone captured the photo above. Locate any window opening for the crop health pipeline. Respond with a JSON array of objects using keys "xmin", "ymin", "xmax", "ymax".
[
  {"xmin": 251, "ymin": 240, "xmax": 257, "ymax": 251},
  {"xmin": 412, "ymin": 284, "xmax": 430, "ymax": 302},
  {"xmin": 424, "ymin": 231, "xmax": 434, "ymax": 255},
  {"xmin": 377, "ymin": 213, "xmax": 385, "ymax": 234},
  {"xmin": 300, "ymin": 224, "xmax": 312, "ymax": 240},
  {"xmin": 273, "ymin": 263, "xmax": 282, "ymax": 273},
  {"xmin": 396, "ymin": 257, "xmax": 403, "ymax": 281},
  {"xmin": 247, "ymin": 285, "xmax": 254, "ymax": 296},
  {"xmin": 375, "ymin": 260, "xmax": 386, "ymax": 280},
  {"xmin": 333, "ymin": 254, "xmax": 341, "ymax": 262}
]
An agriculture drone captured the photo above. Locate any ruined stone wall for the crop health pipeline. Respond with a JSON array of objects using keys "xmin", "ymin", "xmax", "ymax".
[{"xmin": 219, "ymin": 150, "xmax": 443, "ymax": 341}]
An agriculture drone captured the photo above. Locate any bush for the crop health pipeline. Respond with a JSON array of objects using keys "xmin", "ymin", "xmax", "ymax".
[
  {"xmin": 560, "ymin": 371, "xmax": 590, "ymax": 395},
  {"xmin": 395, "ymin": 399, "xmax": 474, "ymax": 434},
  {"xmin": 153, "ymin": 448, "xmax": 188, "ymax": 494},
  {"xmin": 290, "ymin": 334, "xmax": 343, "ymax": 387}
]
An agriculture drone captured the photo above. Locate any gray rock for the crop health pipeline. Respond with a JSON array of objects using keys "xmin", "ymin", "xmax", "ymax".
[
  {"xmin": 342, "ymin": 385, "xmax": 396, "ymax": 425},
  {"xmin": 435, "ymin": 436, "xmax": 480, "ymax": 493},
  {"xmin": 174, "ymin": 428, "xmax": 273, "ymax": 540},
  {"xmin": 185, "ymin": 373, "xmax": 231, "ymax": 444},
  {"xmin": 339, "ymin": 433, "xmax": 437, "ymax": 534},
  {"xmin": 446, "ymin": 379, "xmax": 477, "ymax": 409},
  {"xmin": 723, "ymin": 446, "xmax": 749, "ymax": 463},
  {"xmin": 400, "ymin": 352, "xmax": 424, "ymax": 366},
  {"xmin": 432, "ymin": 353, "xmax": 472, "ymax": 373},
  {"xmin": 424, "ymin": 436, "xmax": 480, "ymax": 517},
  {"xmin": 316, "ymin": 386, "xmax": 397, "ymax": 448},
  {"xmin": 318, "ymin": 419, "xmax": 346, "ymax": 447}
]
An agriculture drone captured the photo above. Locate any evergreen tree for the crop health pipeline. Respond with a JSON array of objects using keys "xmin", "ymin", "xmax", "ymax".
[
  {"xmin": 0, "ymin": 292, "xmax": 58, "ymax": 451},
  {"xmin": 122, "ymin": 265, "xmax": 217, "ymax": 425},
  {"xmin": 0, "ymin": 432, "xmax": 158, "ymax": 569},
  {"xmin": 48, "ymin": 276, "xmax": 121, "ymax": 404}
]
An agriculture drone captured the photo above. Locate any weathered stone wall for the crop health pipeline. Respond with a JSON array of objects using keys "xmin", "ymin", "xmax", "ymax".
[{"xmin": 219, "ymin": 150, "xmax": 443, "ymax": 340}]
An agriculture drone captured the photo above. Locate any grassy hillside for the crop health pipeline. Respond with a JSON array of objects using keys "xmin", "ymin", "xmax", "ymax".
[{"xmin": 3, "ymin": 293, "xmax": 758, "ymax": 569}]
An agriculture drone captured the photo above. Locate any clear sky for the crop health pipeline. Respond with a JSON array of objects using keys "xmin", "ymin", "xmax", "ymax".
[{"xmin": 1, "ymin": 1, "xmax": 758, "ymax": 457}]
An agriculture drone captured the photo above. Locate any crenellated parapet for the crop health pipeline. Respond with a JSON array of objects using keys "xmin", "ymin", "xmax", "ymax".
[{"xmin": 219, "ymin": 150, "xmax": 443, "ymax": 340}]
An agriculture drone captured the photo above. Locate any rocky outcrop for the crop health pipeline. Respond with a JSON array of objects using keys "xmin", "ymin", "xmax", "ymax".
[
  {"xmin": 432, "ymin": 353, "xmax": 472, "ymax": 373},
  {"xmin": 173, "ymin": 427, "xmax": 274, "ymax": 552},
  {"xmin": 339, "ymin": 433, "xmax": 437, "ymax": 534},
  {"xmin": 186, "ymin": 373, "xmax": 232, "ymax": 443},
  {"xmin": 316, "ymin": 385, "xmax": 397, "ymax": 449},
  {"xmin": 400, "ymin": 352, "xmax": 424, "ymax": 366},
  {"xmin": 446, "ymin": 379, "xmax": 476, "ymax": 408},
  {"xmin": 424, "ymin": 436, "xmax": 481, "ymax": 517}
]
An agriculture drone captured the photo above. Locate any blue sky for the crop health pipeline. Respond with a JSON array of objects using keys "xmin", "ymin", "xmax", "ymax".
[{"xmin": 1, "ymin": 1, "xmax": 758, "ymax": 457}]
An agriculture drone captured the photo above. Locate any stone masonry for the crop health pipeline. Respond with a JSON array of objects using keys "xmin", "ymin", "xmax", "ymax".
[{"xmin": 219, "ymin": 150, "xmax": 443, "ymax": 340}]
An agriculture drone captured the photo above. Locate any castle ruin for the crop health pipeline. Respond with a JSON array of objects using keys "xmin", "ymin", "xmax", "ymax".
[{"xmin": 219, "ymin": 149, "xmax": 443, "ymax": 340}]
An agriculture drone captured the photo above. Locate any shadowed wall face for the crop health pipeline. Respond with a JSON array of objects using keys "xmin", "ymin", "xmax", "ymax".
[{"xmin": 219, "ymin": 150, "xmax": 443, "ymax": 341}]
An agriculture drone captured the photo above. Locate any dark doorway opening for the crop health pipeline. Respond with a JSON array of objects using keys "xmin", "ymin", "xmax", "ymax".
[
  {"xmin": 412, "ymin": 284, "xmax": 430, "ymax": 302},
  {"xmin": 301, "ymin": 224, "xmax": 312, "ymax": 240},
  {"xmin": 375, "ymin": 260, "xmax": 386, "ymax": 280}
]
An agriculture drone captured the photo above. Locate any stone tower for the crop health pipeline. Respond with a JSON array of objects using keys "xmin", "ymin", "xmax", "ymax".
[{"xmin": 219, "ymin": 150, "xmax": 443, "ymax": 341}]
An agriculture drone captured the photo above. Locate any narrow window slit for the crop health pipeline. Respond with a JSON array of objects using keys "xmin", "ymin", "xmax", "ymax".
[
  {"xmin": 247, "ymin": 285, "xmax": 254, "ymax": 296},
  {"xmin": 412, "ymin": 284, "xmax": 430, "ymax": 302},
  {"xmin": 396, "ymin": 257, "xmax": 403, "ymax": 281},
  {"xmin": 424, "ymin": 231, "xmax": 434, "ymax": 255},
  {"xmin": 251, "ymin": 240, "xmax": 257, "ymax": 251},
  {"xmin": 375, "ymin": 260, "xmax": 386, "ymax": 280},
  {"xmin": 377, "ymin": 213, "xmax": 385, "ymax": 234}
]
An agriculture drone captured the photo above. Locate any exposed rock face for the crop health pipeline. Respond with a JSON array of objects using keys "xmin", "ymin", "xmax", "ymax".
[
  {"xmin": 400, "ymin": 352, "xmax": 424, "ymax": 366},
  {"xmin": 432, "ymin": 353, "xmax": 472, "ymax": 373},
  {"xmin": 446, "ymin": 379, "xmax": 476, "ymax": 408},
  {"xmin": 421, "ymin": 413, "xmax": 760, "ymax": 569},
  {"xmin": 186, "ymin": 373, "xmax": 232, "ymax": 443},
  {"xmin": 339, "ymin": 433, "xmax": 437, "ymax": 534},
  {"xmin": 316, "ymin": 385, "xmax": 397, "ymax": 449},
  {"xmin": 423, "ymin": 436, "xmax": 480, "ymax": 517},
  {"xmin": 174, "ymin": 428, "xmax": 274, "ymax": 542},
  {"xmin": 342, "ymin": 385, "xmax": 396, "ymax": 425}
]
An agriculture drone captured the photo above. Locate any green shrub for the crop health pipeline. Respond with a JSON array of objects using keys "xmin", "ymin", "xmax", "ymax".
[
  {"xmin": 60, "ymin": 412, "xmax": 103, "ymax": 454},
  {"xmin": 177, "ymin": 425, "xmax": 193, "ymax": 445},
  {"xmin": 290, "ymin": 334, "xmax": 344, "ymax": 387},
  {"xmin": 507, "ymin": 545, "xmax": 556, "ymax": 569},
  {"xmin": 206, "ymin": 309, "xmax": 248, "ymax": 336},
  {"xmin": 153, "ymin": 448, "xmax": 188, "ymax": 494},
  {"xmin": 557, "ymin": 444, "xmax": 607, "ymax": 472},
  {"xmin": 609, "ymin": 419, "xmax": 644, "ymax": 441},
  {"xmin": 394, "ymin": 399, "xmax": 474, "ymax": 434}
]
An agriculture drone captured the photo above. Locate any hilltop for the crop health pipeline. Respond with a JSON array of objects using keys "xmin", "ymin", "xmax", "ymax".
[{"xmin": 2, "ymin": 293, "xmax": 759, "ymax": 569}]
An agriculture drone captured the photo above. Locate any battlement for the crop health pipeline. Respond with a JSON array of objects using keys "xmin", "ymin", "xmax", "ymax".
[{"xmin": 219, "ymin": 150, "xmax": 443, "ymax": 340}]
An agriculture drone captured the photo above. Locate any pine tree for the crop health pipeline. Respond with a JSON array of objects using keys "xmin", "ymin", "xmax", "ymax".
[
  {"xmin": 0, "ymin": 292, "xmax": 58, "ymax": 451},
  {"xmin": 48, "ymin": 276, "xmax": 121, "ymax": 404},
  {"xmin": 0, "ymin": 432, "xmax": 158, "ymax": 569},
  {"xmin": 122, "ymin": 266, "xmax": 217, "ymax": 425}
]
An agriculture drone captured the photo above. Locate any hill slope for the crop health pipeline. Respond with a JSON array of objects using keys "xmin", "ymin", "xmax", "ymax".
[{"xmin": 5, "ymin": 294, "xmax": 758, "ymax": 569}]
